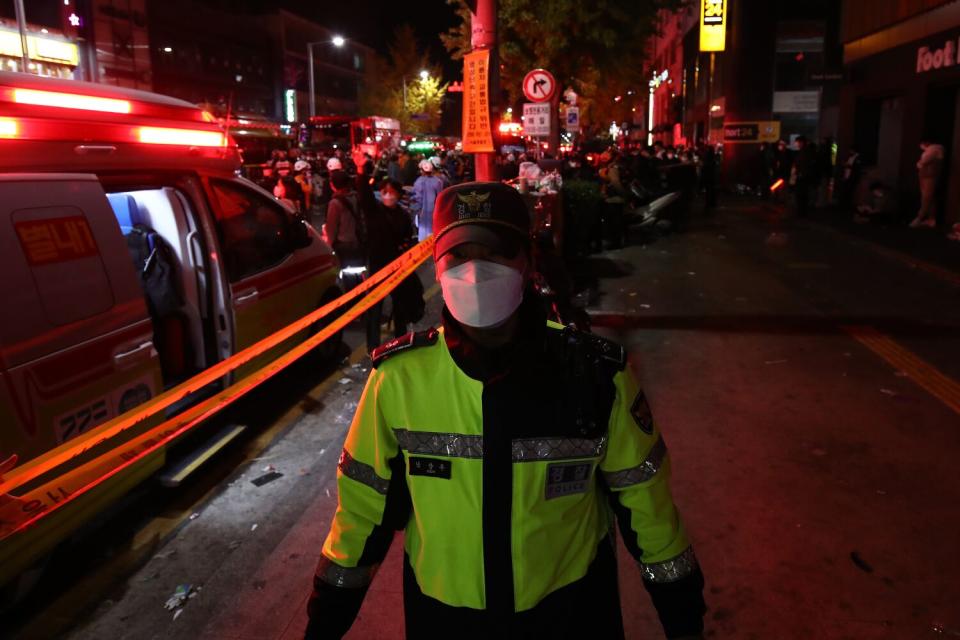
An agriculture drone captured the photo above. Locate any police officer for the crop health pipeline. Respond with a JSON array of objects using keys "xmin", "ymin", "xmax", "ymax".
[{"xmin": 305, "ymin": 182, "xmax": 706, "ymax": 639}]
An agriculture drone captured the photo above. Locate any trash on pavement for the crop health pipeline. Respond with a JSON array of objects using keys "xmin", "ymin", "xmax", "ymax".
[
  {"xmin": 173, "ymin": 609, "xmax": 183, "ymax": 621},
  {"xmin": 164, "ymin": 584, "xmax": 195, "ymax": 610},
  {"xmin": 640, "ymin": 304, "xmax": 652, "ymax": 309},
  {"xmin": 262, "ymin": 464, "xmax": 276, "ymax": 473},
  {"xmin": 764, "ymin": 359, "xmax": 788, "ymax": 365},
  {"xmin": 188, "ymin": 512, "xmax": 200, "ymax": 521},
  {"xmin": 932, "ymin": 622, "xmax": 960, "ymax": 636},
  {"xmin": 251, "ymin": 471, "xmax": 283, "ymax": 487},
  {"xmin": 251, "ymin": 523, "xmax": 258, "ymax": 532},
  {"xmin": 850, "ymin": 551, "xmax": 873, "ymax": 573},
  {"xmin": 765, "ymin": 231, "xmax": 788, "ymax": 246},
  {"xmin": 339, "ymin": 378, "xmax": 351, "ymax": 385},
  {"xmin": 880, "ymin": 388, "xmax": 898, "ymax": 397}
]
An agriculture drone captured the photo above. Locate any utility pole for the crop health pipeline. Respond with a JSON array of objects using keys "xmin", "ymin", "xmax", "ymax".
[
  {"xmin": 13, "ymin": 0, "xmax": 30, "ymax": 73},
  {"xmin": 308, "ymin": 43, "xmax": 317, "ymax": 118},
  {"xmin": 471, "ymin": 0, "xmax": 498, "ymax": 181}
]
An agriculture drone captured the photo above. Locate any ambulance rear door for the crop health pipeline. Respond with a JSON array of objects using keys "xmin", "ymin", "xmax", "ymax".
[{"xmin": 0, "ymin": 174, "xmax": 163, "ymax": 466}]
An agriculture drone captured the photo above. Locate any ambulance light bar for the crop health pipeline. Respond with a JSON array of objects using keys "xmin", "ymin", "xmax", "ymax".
[
  {"xmin": 138, "ymin": 126, "xmax": 225, "ymax": 147},
  {"xmin": 0, "ymin": 117, "xmax": 15, "ymax": 138},
  {"xmin": 12, "ymin": 88, "xmax": 132, "ymax": 114}
]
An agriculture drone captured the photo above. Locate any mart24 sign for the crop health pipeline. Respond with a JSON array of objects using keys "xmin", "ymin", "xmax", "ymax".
[{"xmin": 700, "ymin": 0, "xmax": 727, "ymax": 52}]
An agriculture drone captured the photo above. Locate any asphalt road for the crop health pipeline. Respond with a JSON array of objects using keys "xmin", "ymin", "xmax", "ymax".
[{"xmin": 4, "ymin": 199, "xmax": 960, "ymax": 639}]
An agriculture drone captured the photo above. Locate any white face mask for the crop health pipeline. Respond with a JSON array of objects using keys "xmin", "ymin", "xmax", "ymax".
[
  {"xmin": 440, "ymin": 259, "xmax": 524, "ymax": 328},
  {"xmin": 381, "ymin": 193, "xmax": 399, "ymax": 207}
]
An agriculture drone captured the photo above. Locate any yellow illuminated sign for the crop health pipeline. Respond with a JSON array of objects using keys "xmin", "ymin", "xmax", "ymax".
[
  {"xmin": 0, "ymin": 28, "xmax": 80, "ymax": 65},
  {"xmin": 700, "ymin": 0, "xmax": 727, "ymax": 52}
]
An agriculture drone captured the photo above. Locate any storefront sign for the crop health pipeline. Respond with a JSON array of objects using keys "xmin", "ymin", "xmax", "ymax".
[
  {"xmin": 0, "ymin": 27, "xmax": 79, "ymax": 65},
  {"xmin": 523, "ymin": 102, "xmax": 551, "ymax": 136},
  {"xmin": 916, "ymin": 37, "xmax": 960, "ymax": 74},
  {"xmin": 723, "ymin": 121, "xmax": 781, "ymax": 144},
  {"xmin": 462, "ymin": 49, "xmax": 495, "ymax": 153},
  {"xmin": 772, "ymin": 90, "xmax": 820, "ymax": 113},
  {"xmin": 284, "ymin": 89, "xmax": 297, "ymax": 124},
  {"xmin": 700, "ymin": 0, "xmax": 727, "ymax": 52}
]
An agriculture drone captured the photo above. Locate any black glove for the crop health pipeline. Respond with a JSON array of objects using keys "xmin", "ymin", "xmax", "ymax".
[{"xmin": 303, "ymin": 577, "xmax": 368, "ymax": 640}]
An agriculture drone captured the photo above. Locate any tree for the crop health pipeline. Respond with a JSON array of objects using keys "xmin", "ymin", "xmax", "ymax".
[
  {"xmin": 441, "ymin": 0, "xmax": 686, "ymax": 128},
  {"xmin": 358, "ymin": 24, "xmax": 448, "ymax": 135}
]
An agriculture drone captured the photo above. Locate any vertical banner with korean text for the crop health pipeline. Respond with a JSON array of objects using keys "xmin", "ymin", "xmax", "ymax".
[{"xmin": 462, "ymin": 49, "xmax": 495, "ymax": 153}]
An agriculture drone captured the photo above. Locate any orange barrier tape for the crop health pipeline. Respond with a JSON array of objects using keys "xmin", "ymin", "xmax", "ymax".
[
  {"xmin": 0, "ymin": 237, "xmax": 435, "ymax": 497},
  {"xmin": 1, "ymin": 244, "xmax": 430, "ymax": 540}
]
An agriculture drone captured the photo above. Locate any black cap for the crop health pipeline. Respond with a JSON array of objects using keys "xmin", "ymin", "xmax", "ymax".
[{"xmin": 432, "ymin": 181, "xmax": 530, "ymax": 258}]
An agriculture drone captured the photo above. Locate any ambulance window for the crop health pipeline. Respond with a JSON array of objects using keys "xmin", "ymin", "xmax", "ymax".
[
  {"xmin": 12, "ymin": 207, "xmax": 114, "ymax": 326},
  {"xmin": 208, "ymin": 179, "xmax": 292, "ymax": 282}
]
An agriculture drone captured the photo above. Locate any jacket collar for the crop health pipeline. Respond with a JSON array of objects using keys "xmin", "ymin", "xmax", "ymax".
[{"xmin": 442, "ymin": 292, "xmax": 547, "ymax": 383}]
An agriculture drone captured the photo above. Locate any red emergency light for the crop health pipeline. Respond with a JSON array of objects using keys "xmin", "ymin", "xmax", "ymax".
[
  {"xmin": 12, "ymin": 88, "xmax": 132, "ymax": 114},
  {"xmin": 138, "ymin": 126, "xmax": 225, "ymax": 147},
  {"xmin": 0, "ymin": 117, "xmax": 16, "ymax": 138}
]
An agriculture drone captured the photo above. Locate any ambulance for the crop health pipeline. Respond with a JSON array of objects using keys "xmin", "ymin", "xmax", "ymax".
[{"xmin": 0, "ymin": 71, "xmax": 342, "ymax": 595}]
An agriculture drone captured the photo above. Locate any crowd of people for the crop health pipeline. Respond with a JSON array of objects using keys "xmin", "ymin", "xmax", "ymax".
[{"xmin": 255, "ymin": 146, "xmax": 478, "ymax": 354}]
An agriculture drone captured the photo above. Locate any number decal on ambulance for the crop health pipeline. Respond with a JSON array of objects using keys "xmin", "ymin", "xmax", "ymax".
[
  {"xmin": 14, "ymin": 215, "xmax": 100, "ymax": 266},
  {"xmin": 57, "ymin": 399, "xmax": 110, "ymax": 442}
]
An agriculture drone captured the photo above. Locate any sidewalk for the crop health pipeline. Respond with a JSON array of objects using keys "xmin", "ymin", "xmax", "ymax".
[
  {"xmin": 727, "ymin": 194, "xmax": 960, "ymax": 284},
  {"xmin": 809, "ymin": 207, "xmax": 960, "ymax": 269}
]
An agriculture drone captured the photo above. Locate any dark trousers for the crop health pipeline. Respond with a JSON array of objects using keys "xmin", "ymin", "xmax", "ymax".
[
  {"xmin": 795, "ymin": 180, "xmax": 812, "ymax": 216},
  {"xmin": 365, "ymin": 296, "xmax": 407, "ymax": 352}
]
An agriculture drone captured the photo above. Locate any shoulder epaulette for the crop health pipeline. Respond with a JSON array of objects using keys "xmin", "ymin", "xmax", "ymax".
[
  {"xmin": 371, "ymin": 328, "xmax": 439, "ymax": 369},
  {"xmin": 552, "ymin": 324, "xmax": 627, "ymax": 371},
  {"xmin": 586, "ymin": 332, "xmax": 627, "ymax": 370}
]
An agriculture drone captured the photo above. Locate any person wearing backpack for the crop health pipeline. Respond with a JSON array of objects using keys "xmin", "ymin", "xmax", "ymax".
[{"xmin": 324, "ymin": 170, "xmax": 367, "ymax": 291}]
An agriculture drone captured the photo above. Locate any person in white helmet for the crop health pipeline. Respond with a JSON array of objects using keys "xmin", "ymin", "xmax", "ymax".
[
  {"xmin": 294, "ymin": 160, "xmax": 313, "ymax": 212},
  {"xmin": 411, "ymin": 159, "xmax": 445, "ymax": 241}
]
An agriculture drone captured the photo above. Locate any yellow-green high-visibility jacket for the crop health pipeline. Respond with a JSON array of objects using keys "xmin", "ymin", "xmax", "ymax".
[{"xmin": 309, "ymin": 303, "xmax": 705, "ymax": 639}]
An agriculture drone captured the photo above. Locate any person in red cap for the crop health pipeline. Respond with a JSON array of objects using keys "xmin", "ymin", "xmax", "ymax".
[{"xmin": 305, "ymin": 182, "xmax": 706, "ymax": 640}]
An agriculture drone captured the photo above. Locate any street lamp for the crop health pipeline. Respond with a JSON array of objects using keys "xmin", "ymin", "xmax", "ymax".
[
  {"xmin": 308, "ymin": 35, "xmax": 346, "ymax": 118},
  {"xmin": 403, "ymin": 70, "xmax": 431, "ymax": 110}
]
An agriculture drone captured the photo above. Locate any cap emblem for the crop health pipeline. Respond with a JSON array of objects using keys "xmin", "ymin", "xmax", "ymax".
[{"xmin": 455, "ymin": 191, "xmax": 492, "ymax": 220}]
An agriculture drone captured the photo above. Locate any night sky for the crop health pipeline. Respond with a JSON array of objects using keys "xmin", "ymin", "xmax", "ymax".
[
  {"xmin": 286, "ymin": 0, "xmax": 462, "ymax": 79},
  {"xmin": 1, "ymin": 0, "xmax": 463, "ymax": 80}
]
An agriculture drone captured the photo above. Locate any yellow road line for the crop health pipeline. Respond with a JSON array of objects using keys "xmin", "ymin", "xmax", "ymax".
[{"xmin": 844, "ymin": 325, "xmax": 960, "ymax": 415}]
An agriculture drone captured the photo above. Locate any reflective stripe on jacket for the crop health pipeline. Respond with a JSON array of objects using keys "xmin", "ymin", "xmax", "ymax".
[{"xmin": 322, "ymin": 331, "xmax": 694, "ymax": 604}]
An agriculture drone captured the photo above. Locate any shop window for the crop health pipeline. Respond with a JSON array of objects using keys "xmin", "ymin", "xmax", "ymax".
[{"xmin": 208, "ymin": 179, "xmax": 293, "ymax": 282}]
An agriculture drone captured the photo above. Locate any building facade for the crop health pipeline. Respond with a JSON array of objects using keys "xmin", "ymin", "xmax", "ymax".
[
  {"xmin": 839, "ymin": 0, "xmax": 960, "ymax": 225},
  {"xmin": 643, "ymin": 0, "xmax": 842, "ymax": 187},
  {"xmin": 0, "ymin": 2, "xmax": 84, "ymax": 81}
]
